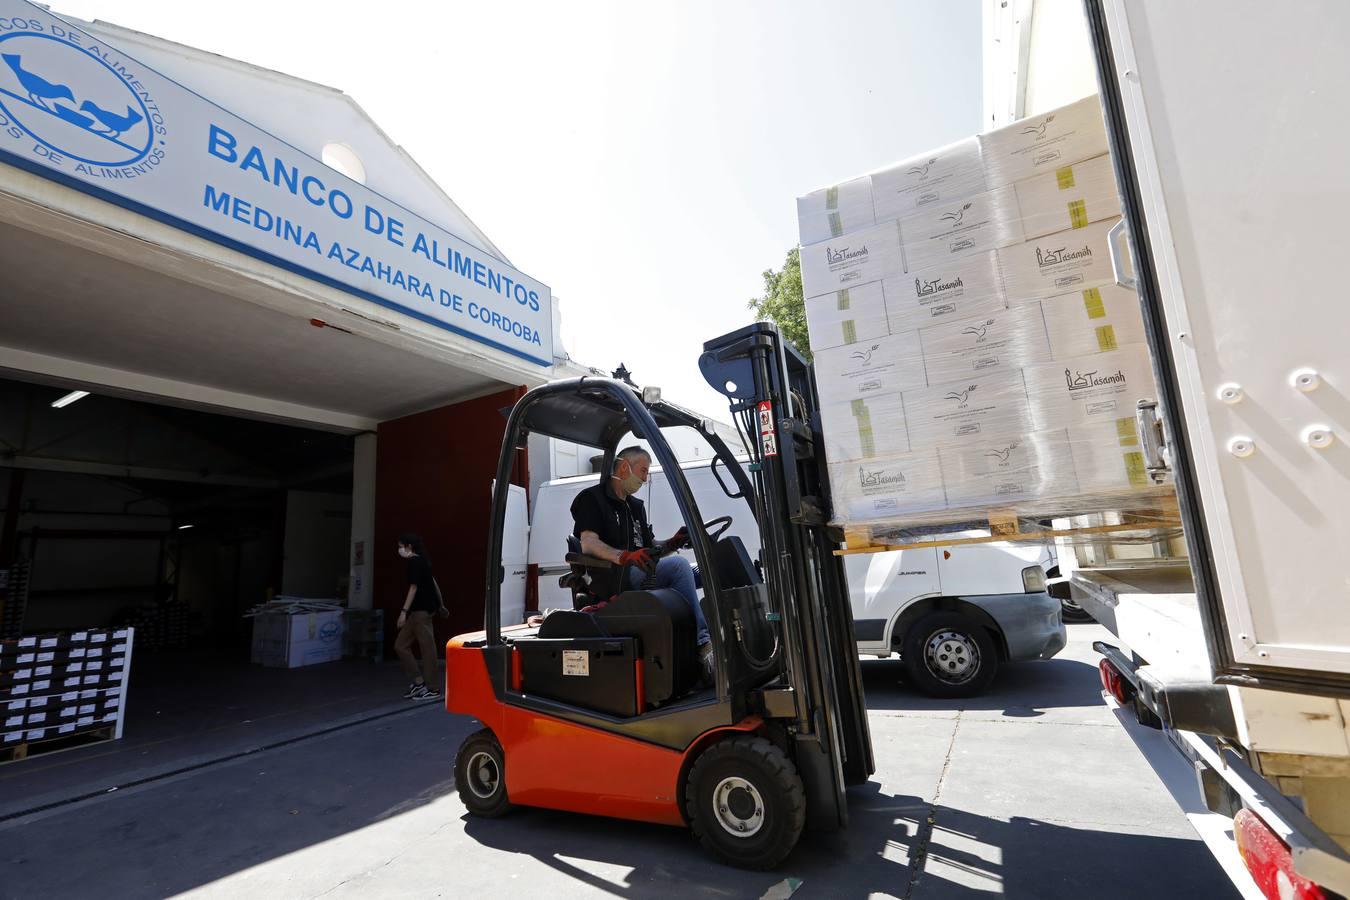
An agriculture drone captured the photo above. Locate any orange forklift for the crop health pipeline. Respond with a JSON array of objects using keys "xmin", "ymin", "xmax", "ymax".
[{"xmin": 445, "ymin": 323, "xmax": 874, "ymax": 869}]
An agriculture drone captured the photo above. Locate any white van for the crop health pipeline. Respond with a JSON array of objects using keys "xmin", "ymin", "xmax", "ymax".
[{"xmin": 521, "ymin": 459, "xmax": 1066, "ymax": 697}]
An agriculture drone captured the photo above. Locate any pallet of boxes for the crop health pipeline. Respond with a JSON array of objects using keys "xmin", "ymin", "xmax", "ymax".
[
  {"xmin": 796, "ymin": 95, "xmax": 1178, "ymax": 549},
  {"xmin": 1, "ymin": 628, "xmax": 134, "ymax": 763}
]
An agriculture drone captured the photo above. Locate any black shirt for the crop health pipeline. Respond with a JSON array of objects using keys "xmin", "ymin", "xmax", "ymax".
[
  {"xmin": 405, "ymin": 554, "xmax": 439, "ymax": 613},
  {"xmin": 571, "ymin": 480, "xmax": 654, "ymax": 554}
]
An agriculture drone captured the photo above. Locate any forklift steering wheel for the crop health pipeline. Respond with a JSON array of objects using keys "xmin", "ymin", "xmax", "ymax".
[{"xmin": 702, "ymin": 516, "xmax": 733, "ymax": 544}]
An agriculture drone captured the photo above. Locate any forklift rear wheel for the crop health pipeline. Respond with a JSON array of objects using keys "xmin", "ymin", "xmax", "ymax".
[
  {"xmin": 685, "ymin": 735, "xmax": 805, "ymax": 870},
  {"xmin": 455, "ymin": 728, "xmax": 513, "ymax": 817},
  {"xmin": 902, "ymin": 611, "xmax": 998, "ymax": 698}
]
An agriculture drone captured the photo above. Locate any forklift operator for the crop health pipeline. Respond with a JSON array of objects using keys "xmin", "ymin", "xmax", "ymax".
[{"xmin": 571, "ymin": 446, "xmax": 714, "ymax": 682}]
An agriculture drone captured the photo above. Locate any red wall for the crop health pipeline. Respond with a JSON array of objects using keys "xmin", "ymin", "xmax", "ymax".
[{"xmin": 374, "ymin": 386, "xmax": 527, "ymax": 653}]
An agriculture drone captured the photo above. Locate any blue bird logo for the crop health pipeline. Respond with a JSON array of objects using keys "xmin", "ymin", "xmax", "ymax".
[
  {"xmin": 2, "ymin": 53, "xmax": 74, "ymax": 112},
  {"xmin": 79, "ymin": 100, "xmax": 144, "ymax": 139}
]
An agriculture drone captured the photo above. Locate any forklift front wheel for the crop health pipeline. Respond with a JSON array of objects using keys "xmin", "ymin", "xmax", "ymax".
[
  {"xmin": 455, "ymin": 728, "xmax": 513, "ymax": 818},
  {"xmin": 685, "ymin": 735, "xmax": 805, "ymax": 870}
]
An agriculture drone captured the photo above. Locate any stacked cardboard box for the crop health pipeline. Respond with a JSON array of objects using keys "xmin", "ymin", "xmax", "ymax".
[
  {"xmin": 796, "ymin": 94, "xmax": 1169, "ymax": 531},
  {"xmin": 1, "ymin": 627, "xmax": 133, "ymax": 753},
  {"xmin": 250, "ymin": 609, "xmax": 344, "ymax": 668}
]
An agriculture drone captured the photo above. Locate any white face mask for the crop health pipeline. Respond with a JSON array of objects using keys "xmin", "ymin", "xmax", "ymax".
[{"xmin": 398, "ymin": 547, "xmax": 413, "ymax": 559}]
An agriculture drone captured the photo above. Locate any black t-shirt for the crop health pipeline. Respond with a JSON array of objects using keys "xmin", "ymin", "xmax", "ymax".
[
  {"xmin": 405, "ymin": 554, "xmax": 439, "ymax": 612},
  {"xmin": 571, "ymin": 481, "xmax": 654, "ymax": 554}
]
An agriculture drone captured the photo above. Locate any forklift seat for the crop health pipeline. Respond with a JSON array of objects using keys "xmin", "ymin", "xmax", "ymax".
[
  {"xmin": 528, "ymin": 588, "xmax": 697, "ymax": 711},
  {"xmin": 561, "ymin": 535, "xmax": 625, "ymax": 609}
]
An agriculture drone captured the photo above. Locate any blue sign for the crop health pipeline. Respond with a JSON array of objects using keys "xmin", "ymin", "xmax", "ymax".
[{"xmin": 0, "ymin": 3, "xmax": 553, "ymax": 366}]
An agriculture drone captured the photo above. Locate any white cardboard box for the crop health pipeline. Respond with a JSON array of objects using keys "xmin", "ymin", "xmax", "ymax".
[
  {"xmin": 251, "ymin": 610, "xmax": 345, "ymax": 669},
  {"xmin": 1024, "ymin": 344, "xmax": 1157, "ymax": 432},
  {"xmin": 1013, "ymin": 153, "xmax": 1121, "ymax": 240},
  {"xmin": 814, "ymin": 330, "xmax": 927, "ymax": 404},
  {"xmin": 1067, "ymin": 421, "xmax": 1151, "ymax": 493},
  {"xmin": 903, "ymin": 372, "xmax": 1035, "ymax": 450},
  {"xmin": 997, "ymin": 216, "xmax": 1121, "ymax": 304},
  {"xmin": 819, "ymin": 391, "xmax": 910, "ymax": 462},
  {"xmin": 918, "ymin": 302, "xmax": 1051, "ymax": 385},
  {"xmin": 797, "ymin": 175, "xmax": 877, "ymax": 245},
  {"xmin": 800, "ymin": 219, "xmax": 906, "ymax": 299},
  {"xmin": 805, "ymin": 281, "xmax": 891, "ymax": 351},
  {"xmin": 979, "ymin": 94, "xmax": 1109, "ymax": 189},
  {"xmin": 829, "ymin": 450, "xmax": 948, "ymax": 522},
  {"xmin": 883, "ymin": 249, "xmax": 1008, "ymax": 334},
  {"xmin": 871, "ymin": 137, "xmax": 987, "ymax": 222},
  {"xmin": 940, "ymin": 428, "xmax": 1080, "ymax": 508},
  {"xmin": 1037, "ymin": 284, "xmax": 1146, "ymax": 357},
  {"xmin": 900, "ymin": 185, "xmax": 1025, "ymax": 272}
]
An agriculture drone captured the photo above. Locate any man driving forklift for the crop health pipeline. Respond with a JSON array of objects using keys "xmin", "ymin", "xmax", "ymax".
[{"xmin": 570, "ymin": 445, "xmax": 714, "ymax": 683}]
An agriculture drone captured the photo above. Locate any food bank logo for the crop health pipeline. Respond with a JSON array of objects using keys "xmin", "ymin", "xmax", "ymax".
[
  {"xmin": 0, "ymin": 29, "xmax": 165, "ymax": 169},
  {"xmin": 940, "ymin": 202, "xmax": 973, "ymax": 228},
  {"xmin": 849, "ymin": 343, "xmax": 881, "ymax": 364},
  {"xmin": 826, "ymin": 244, "xmax": 868, "ymax": 264},
  {"xmin": 907, "ymin": 157, "xmax": 938, "ymax": 178},
  {"xmin": 1065, "ymin": 368, "xmax": 1126, "ymax": 391},
  {"xmin": 961, "ymin": 319, "xmax": 995, "ymax": 342},
  {"xmin": 985, "ymin": 443, "xmax": 1019, "ymax": 463},
  {"xmin": 1021, "ymin": 113, "xmax": 1056, "ymax": 139},
  {"xmin": 944, "ymin": 385, "xmax": 978, "ymax": 407}
]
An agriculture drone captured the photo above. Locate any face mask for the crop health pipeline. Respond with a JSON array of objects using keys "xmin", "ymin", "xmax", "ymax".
[
  {"xmin": 398, "ymin": 547, "xmax": 412, "ymax": 558},
  {"xmin": 619, "ymin": 472, "xmax": 643, "ymax": 494}
]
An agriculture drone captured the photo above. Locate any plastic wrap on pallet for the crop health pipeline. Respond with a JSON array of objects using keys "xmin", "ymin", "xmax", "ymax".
[
  {"xmin": 796, "ymin": 95, "xmax": 1176, "ymax": 537},
  {"xmin": 796, "ymin": 175, "xmax": 876, "ymax": 246}
]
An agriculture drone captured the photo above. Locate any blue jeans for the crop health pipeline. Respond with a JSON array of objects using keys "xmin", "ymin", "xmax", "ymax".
[{"xmin": 628, "ymin": 555, "xmax": 710, "ymax": 646}]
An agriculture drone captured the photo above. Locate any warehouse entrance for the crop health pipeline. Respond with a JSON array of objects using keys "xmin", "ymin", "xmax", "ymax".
[{"xmin": 0, "ymin": 376, "xmax": 356, "ymax": 647}]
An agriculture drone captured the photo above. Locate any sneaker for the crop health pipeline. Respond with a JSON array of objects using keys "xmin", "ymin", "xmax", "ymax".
[
  {"xmin": 419, "ymin": 685, "xmax": 442, "ymax": 701},
  {"xmin": 404, "ymin": 682, "xmax": 427, "ymax": 699}
]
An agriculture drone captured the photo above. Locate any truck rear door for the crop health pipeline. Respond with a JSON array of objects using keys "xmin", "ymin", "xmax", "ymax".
[{"xmin": 1086, "ymin": 0, "xmax": 1350, "ymax": 696}]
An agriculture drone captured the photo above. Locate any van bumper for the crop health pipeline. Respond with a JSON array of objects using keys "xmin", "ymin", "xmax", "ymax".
[{"xmin": 968, "ymin": 591, "xmax": 1067, "ymax": 661}]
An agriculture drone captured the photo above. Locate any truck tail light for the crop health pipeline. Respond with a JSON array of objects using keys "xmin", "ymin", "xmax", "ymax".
[
  {"xmin": 1097, "ymin": 658, "xmax": 1132, "ymax": 705},
  {"xmin": 1233, "ymin": 808, "xmax": 1327, "ymax": 900}
]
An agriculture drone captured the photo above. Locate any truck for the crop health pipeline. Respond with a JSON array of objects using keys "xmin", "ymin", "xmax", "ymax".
[
  {"xmin": 1023, "ymin": 2, "xmax": 1350, "ymax": 897},
  {"xmin": 527, "ymin": 460, "xmax": 1064, "ymax": 697}
]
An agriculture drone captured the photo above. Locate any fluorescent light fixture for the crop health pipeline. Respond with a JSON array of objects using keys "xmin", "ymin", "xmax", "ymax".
[
  {"xmin": 51, "ymin": 390, "xmax": 90, "ymax": 409},
  {"xmin": 177, "ymin": 524, "xmax": 194, "ymax": 530}
]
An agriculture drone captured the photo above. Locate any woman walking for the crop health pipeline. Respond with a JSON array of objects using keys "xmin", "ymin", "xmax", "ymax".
[{"xmin": 394, "ymin": 533, "xmax": 442, "ymax": 700}]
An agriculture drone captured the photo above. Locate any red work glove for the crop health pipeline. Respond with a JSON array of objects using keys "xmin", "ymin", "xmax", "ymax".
[
  {"xmin": 618, "ymin": 547, "xmax": 655, "ymax": 573},
  {"xmin": 663, "ymin": 527, "xmax": 690, "ymax": 550}
]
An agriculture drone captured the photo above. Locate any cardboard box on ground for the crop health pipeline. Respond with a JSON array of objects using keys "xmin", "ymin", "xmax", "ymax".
[
  {"xmin": 797, "ymin": 94, "xmax": 1170, "ymax": 530},
  {"xmin": 251, "ymin": 610, "xmax": 345, "ymax": 668}
]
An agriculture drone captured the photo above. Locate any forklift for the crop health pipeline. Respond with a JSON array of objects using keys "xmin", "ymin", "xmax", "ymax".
[{"xmin": 446, "ymin": 323, "xmax": 874, "ymax": 869}]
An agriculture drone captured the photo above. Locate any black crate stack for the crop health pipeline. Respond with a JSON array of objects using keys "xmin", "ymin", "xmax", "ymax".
[
  {"xmin": 0, "ymin": 561, "xmax": 31, "ymax": 641},
  {"xmin": 1, "ymin": 627, "xmax": 133, "ymax": 760}
]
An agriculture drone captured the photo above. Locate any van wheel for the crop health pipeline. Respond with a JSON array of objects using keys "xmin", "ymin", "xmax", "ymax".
[
  {"xmin": 685, "ymin": 736, "xmax": 805, "ymax": 870},
  {"xmin": 902, "ymin": 611, "xmax": 998, "ymax": 698},
  {"xmin": 455, "ymin": 728, "xmax": 513, "ymax": 817}
]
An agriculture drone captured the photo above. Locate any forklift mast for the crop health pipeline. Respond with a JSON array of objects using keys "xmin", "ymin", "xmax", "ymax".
[{"xmin": 700, "ymin": 322, "xmax": 875, "ymax": 814}]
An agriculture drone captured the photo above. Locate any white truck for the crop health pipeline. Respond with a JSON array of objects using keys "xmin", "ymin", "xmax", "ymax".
[
  {"xmin": 1017, "ymin": 2, "xmax": 1350, "ymax": 897},
  {"xmin": 525, "ymin": 456, "xmax": 1065, "ymax": 698}
]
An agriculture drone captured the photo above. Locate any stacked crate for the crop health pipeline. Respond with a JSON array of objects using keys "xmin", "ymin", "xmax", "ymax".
[
  {"xmin": 1, "ymin": 627, "xmax": 133, "ymax": 760},
  {"xmin": 796, "ymin": 95, "xmax": 1173, "ymax": 536}
]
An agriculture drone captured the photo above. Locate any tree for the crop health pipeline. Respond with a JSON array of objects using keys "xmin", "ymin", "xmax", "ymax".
[{"xmin": 748, "ymin": 247, "xmax": 811, "ymax": 361}]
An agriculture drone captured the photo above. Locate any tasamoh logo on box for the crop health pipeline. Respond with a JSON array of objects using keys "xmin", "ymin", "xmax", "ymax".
[
  {"xmin": 1036, "ymin": 244, "xmax": 1092, "ymax": 269},
  {"xmin": 858, "ymin": 465, "xmax": 906, "ymax": 491},
  {"xmin": 1064, "ymin": 368, "xmax": 1126, "ymax": 392},
  {"xmin": 914, "ymin": 275, "xmax": 963, "ymax": 298},
  {"xmin": 826, "ymin": 244, "xmax": 868, "ymax": 265}
]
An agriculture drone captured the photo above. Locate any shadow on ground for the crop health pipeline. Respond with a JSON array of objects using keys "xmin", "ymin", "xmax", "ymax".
[{"xmin": 461, "ymin": 778, "xmax": 1235, "ymax": 899}]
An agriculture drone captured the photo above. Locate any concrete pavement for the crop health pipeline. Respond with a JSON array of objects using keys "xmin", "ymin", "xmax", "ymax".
[{"xmin": 1, "ymin": 623, "xmax": 1241, "ymax": 898}]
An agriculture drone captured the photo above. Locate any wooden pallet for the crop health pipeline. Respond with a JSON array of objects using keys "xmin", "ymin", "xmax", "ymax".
[
  {"xmin": 838, "ymin": 500, "xmax": 1182, "ymax": 556},
  {"xmin": 0, "ymin": 725, "xmax": 116, "ymax": 765}
]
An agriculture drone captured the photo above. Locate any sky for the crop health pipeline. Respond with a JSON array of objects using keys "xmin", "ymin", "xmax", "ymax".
[{"xmin": 46, "ymin": 0, "xmax": 984, "ymax": 421}]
